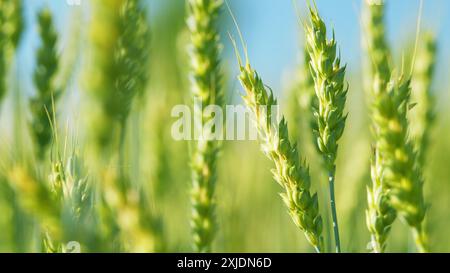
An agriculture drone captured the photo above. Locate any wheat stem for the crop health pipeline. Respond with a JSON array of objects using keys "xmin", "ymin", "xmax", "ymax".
[
  {"xmin": 328, "ymin": 171, "xmax": 341, "ymax": 252},
  {"xmin": 412, "ymin": 226, "xmax": 428, "ymax": 253}
]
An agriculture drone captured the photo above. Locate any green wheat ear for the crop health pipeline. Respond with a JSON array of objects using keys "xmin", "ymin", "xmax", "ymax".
[
  {"xmin": 86, "ymin": 0, "xmax": 162, "ymax": 252},
  {"xmin": 372, "ymin": 73, "xmax": 428, "ymax": 252},
  {"xmin": 30, "ymin": 8, "xmax": 59, "ymax": 160},
  {"xmin": 365, "ymin": 149, "xmax": 396, "ymax": 252},
  {"xmin": 364, "ymin": 0, "xmax": 429, "ymax": 253},
  {"xmin": 85, "ymin": 0, "xmax": 122, "ymax": 154},
  {"xmin": 363, "ymin": 0, "xmax": 396, "ymax": 252},
  {"xmin": 410, "ymin": 33, "xmax": 437, "ymax": 166},
  {"xmin": 86, "ymin": 0, "xmax": 150, "ymax": 155},
  {"xmin": 187, "ymin": 0, "xmax": 224, "ymax": 253},
  {"xmin": 229, "ymin": 20, "xmax": 324, "ymax": 250},
  {"xmin": 0, "ymin": 0, "xmax": 24, "ymax": 104},
  {"xmin": 288, "ymin": 47, "xmax": 316, "ymax": 149},
  {"xmin": 237, "ymin": 60, "xmax": 324, "ymax": 252},
  {"xmin": 7, "ymin": 165, "xmax": 62, "ymax": 241},
  {"xmin": 363, "ymin": 0, "xmax": 391, "ymax": 84},
  {"xmin": 304, "ymin": 4, "xmax": 348, "ymax": 253},
  {"xmin": 0, "ymin": 25, "xmax": 5, "ymax": 103},
  {"xmin": 305, "ymin": 4, "xmax": 348, "ymax": 174},
  {"xmin": 2, "ymin": 0, "xmax": 24, "ymax": 50},
  {"xmin": 115, "ymin": 0, "xmax": 151, "ymax": 124}
]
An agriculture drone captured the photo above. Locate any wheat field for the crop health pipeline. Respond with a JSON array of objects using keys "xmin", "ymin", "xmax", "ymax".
[{"xmin": 0, "ymin": 0, "xmax": 449, "ymax": 253}]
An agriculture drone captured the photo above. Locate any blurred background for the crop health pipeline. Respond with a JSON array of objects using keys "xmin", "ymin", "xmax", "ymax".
[{"xmin": 0, "ymin": 0, "xmax": 449, "ymax": 252}]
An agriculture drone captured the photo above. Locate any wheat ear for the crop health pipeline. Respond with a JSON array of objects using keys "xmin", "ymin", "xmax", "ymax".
[
  {"xmin": 304, "ymin": 4, "xmax": 348, "ymax": 253},
  {"xmin": 289, "ymin": 48, "xmax": 317, "ymax": 145},
  {"xmin": 231, "ymin": 31, "xmax": 323, "ymax": 251},
  {"xmin": 0, "ymin": 0, "xmax": 24, "ymax": 104},
  {"xmin": 30, "ymin": 9, "xmax": 59, "ymax": 160},
  {"xmin": 0, "ymin": 21, "xmax": 5, "ymax": 104},
  {"xmin": 363, "ymin": 0, "xmax": 397, "ymax": 252},
  {"xmin": 8, "ymin": 166, "xmax": 62, "ymax": 241},
  {"xmin": 86, "ymin": 0, "xmax": 150, "ymax": 153},
  {"xmin": 372, "ymin": 73, "xmax": 428, "ymax": 252},
  {"xmin": 410, "ymin": 33, "xmax": 437, "ymax": 166},
  {"xmin": 187, "ymin": 0, "xmax": 224, "ymax": 252},
  {"xmin": 363, "ymin": 0, "xmax": 391, "ymax": 84},
  {"xmin": 2, "ymin": 0, "xmax": 24, "ymax": 50},
  {"xmin": 366, "ymin": 149, "xmax": 397, "ymax": 252},
  {"xmin": 87, "ymin": 0, "xmax": 162, "ymax": 252}
]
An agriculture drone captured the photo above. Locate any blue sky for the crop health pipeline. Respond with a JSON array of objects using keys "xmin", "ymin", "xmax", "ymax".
[
  {"xmin": 17, "ymin": 0, "xmax": 450, "ymax": 96},
  {"xmin": 226, "ymin": 0, "xmax": 450, "ymax": 91}
]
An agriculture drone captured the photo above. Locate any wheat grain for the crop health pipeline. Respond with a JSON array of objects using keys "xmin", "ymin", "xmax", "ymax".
[
  {"xmin": 187, "ymin": 0, "xmax": 224, "ymax": 253},
  {"xmin": 304, "ymin": 4, "xmax": 348, "ymax": 253}
]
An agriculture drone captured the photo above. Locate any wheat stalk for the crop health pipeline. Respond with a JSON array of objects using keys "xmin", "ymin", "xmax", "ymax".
[
  {"xmin": 187, "ymin": 0, "xmax": 224, "ymax": 253},
  {"xmin": 304, "ymin": 4, "xmax": 348, "ymax": 253},
  {"xmin": 30, "ymin": 9, "xmax": 59, "ymax": 160}
]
